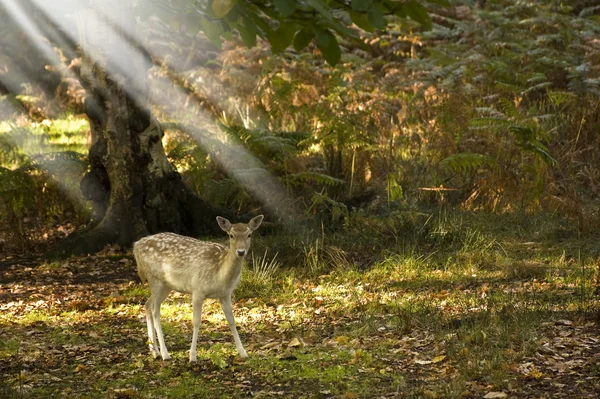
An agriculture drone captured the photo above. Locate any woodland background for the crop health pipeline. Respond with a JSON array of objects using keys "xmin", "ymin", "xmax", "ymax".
[{"xmin": 1, "ymin": 0, "xmax": 600, "ymax": 398}]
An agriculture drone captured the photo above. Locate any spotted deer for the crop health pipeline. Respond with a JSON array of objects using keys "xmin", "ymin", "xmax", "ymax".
[{"xmin": 133, "ymin": 215, "xmax": 264, "ymax": 361}]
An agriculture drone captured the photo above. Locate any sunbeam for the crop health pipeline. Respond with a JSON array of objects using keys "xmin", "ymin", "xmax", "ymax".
[{"xmin": 2, "ymin": 0, "xmax": 299, "ymax": 226}]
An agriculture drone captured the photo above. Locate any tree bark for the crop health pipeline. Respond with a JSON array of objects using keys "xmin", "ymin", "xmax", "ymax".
[{"xmin": 62, "ymin": 1, "xmax": 218, "ymax": 254}]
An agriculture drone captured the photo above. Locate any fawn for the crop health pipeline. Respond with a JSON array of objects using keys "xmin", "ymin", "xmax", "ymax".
[{"xmin": 133, "ymin": 215, "xmax": 264, "ymax": 361}]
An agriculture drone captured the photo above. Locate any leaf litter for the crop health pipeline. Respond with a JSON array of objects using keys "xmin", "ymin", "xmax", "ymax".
[{"xmin": 0, "ymin": 247, "xmax": 599, "ymax": 398}]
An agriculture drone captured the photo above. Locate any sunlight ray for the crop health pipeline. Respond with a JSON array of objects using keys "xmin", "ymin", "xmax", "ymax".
[{"xmin": 16, "ymin": 0, "xmax": 299, "ymax": 223}]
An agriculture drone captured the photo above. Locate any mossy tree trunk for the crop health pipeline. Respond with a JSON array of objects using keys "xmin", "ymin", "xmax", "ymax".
[{"xmin": 68, "ymin": 1, "xmax": 217, "ymax": 253}]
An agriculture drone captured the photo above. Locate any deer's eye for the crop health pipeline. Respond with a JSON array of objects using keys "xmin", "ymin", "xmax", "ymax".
[
  {"xmin": 229, "ymin": 234, "xmax": 234, "ymax": 239},
  {"xmin": 247, "ymin": 233, "xmax": 252, "ymax": 238}
]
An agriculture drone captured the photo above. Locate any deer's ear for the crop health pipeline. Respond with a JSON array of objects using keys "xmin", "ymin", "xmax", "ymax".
[
  {"xmin": 248, "ymin": 215, "xmax": 264, "ymax": 231},
  {"xmin": 216, "ymin": 216, "xmax": 232, "ymax": 232}
]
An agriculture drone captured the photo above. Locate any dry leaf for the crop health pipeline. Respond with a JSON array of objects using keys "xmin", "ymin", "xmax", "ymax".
[
  {"xmin": 414, "ymin": 359, "xmax": 432, "ymax": 365},
  {"xmin": 483, "ymin": 392, "xmax": 507, "ymax": 399},
  {"xmin": 261, "ymin": 341, "xmax": 281, "ymax": 350},
  {"xmin": 288, "ymin": 337, "xmax": 302, "ymax": 347},
  {"xmin": 432, "ymin": 355, "xmax": 446, "ymax": 363},
  {"xmin": 555, "ymin": 319, "xmax": 572, "ymax": 326}
]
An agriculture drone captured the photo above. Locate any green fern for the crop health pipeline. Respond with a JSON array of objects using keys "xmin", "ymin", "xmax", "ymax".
[
  {"xmin": 283, "ymin": 172, "xmax": 345, "ymax": 187},
  {"xmin": 440, "ymin": 153, "xmax": 496, "ymax": 174}
]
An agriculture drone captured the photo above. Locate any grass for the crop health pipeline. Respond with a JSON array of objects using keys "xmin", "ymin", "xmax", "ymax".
[
  {"xmin": 0, "ymin": 210, "xmax": 599, "ymax": 398},
  {"xmin": 0, "ymin": 114, "xmax": 89, "ymax": 169}
]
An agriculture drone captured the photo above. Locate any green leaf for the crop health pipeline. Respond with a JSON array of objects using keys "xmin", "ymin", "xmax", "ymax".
[
  {"xmin": 212, "ymin": 0, "xmax": 235, "ymax": 18},
  {"xmin": 242, "ymin": 6, "xmax": 274, "ymax": 38},
  {"xmin": 267, "ymin": 23, "xmax": 297, "ymax": 53},
  {"xmin": 307, "ymin": 0, "xmax": 334, "ymax": 20},
  {"xmin": 200, "ymin": 16, "xmax": 223, "ymax": 49},
  {"xmin": 350, "ymin": 11, "xmax": 374, "ymax": 32},
  {"xmin": 293, "ymin": 27, "xmax": 315, "ymax": 52},
  {"xmin": 351, "ymin": 0, "xmax": 373, "ymax": 13},
  {"xmin": 305, "ymin": 0, "xmax": 359, "ymax": 40},
  {"xmin": 440, "ymin": 153, "xmax": 496, "ymax": 173},
  {"xmin": 403, "ymin": 0, "xmax": 432, "ymax": 30},
  {"xmin": 273, "ymin": 0, "xmax": 296, "ymax": 18},
  {"xmin": 237, "ymin": 17, "xmax": 257, "ymax": 47},
  {"xmin": 285, "ymin": 172, "xmax": 346, "ymax": 186},
  {"xmin": 315, "ymin": 29, "xmax": 341, "ymax": 66},
  {"xmin": 367, "ymin": 5, "xmax": 386, "ymax": 30}
]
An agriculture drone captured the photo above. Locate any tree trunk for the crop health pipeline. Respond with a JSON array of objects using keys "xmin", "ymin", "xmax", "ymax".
[{"xmin": 64, "ymin": 1, "xmax": 218, "ymax": 254}]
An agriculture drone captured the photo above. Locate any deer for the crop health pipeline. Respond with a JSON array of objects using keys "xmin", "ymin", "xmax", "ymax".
[{"xmin": 133, "ymin": 215, "xmax": 264, "ymax": 362}]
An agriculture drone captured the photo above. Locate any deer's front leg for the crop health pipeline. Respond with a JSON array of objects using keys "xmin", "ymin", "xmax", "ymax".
[
  {"xmin": 220, "ymin": 296, "xmax": 248, "ymax": 358},
  {"xmin": 151, "ymin": 283, "xmax": 171, "ymax": 360},
  {"xmin": 189, "ymin": 294, "xmax": 205, "ymax": 362}
]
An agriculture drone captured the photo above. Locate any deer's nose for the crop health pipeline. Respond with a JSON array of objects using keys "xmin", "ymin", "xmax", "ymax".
[{"xmin": 236, "ymin": 249, "xmax": 247, "ymax": 257}]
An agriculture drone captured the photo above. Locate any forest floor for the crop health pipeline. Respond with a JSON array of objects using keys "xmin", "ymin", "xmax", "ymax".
[{"xmin": 1, "ymin": 215, "xmax": 600, "ymax": 399}]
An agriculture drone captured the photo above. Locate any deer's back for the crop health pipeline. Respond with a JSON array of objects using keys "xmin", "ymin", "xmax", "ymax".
[{"xmin": 134, "ymin": 232, "xmax": 227, "ymax": 293}]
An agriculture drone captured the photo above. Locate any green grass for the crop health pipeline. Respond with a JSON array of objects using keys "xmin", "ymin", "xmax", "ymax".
[
  {"xmin": 1, "ymin": 210, "xmax": 599, "ymax": 398},
  {"xmin": 0, "ymin": 114, "xmax": 89, "ymax": 169}
]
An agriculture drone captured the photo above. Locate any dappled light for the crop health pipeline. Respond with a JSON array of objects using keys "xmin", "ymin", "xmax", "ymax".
[{"xmin": 1, "ymin": 219, "xmax": 599, "ymax": 396}]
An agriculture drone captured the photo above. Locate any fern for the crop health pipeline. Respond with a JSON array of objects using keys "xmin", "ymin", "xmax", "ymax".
[
  {"xmin": 283, "ymin": 172, "xmax": 345, "ymax": 187},
  {"xmin": 440, "ymin": 153, "xmax": 496, "ymax": 174}
]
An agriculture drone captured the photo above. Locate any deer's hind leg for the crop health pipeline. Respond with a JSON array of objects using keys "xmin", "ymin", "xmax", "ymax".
[
  {"xmin": 148, "ymin": 279, "xmax": 171, "ymax": 360},
  {"xmin": 144, "ymin": 295, "xmax": 160, "ymax": 358}
]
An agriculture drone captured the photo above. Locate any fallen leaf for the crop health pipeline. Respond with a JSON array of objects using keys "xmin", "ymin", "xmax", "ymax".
[
  {"xmin": 261, "ymin": 341, "xmax": 281, "ymax": 350},
  {"xmin": 483, "ymin": 392, "xmax": 507, "ymax": 399},
  {"xmin": 555, "ymin": 319, "xmax": 572, "ymax": 326},
  {"xmin": 288, "ymin": 337, "xmax": 302, "ymax": 347},
  {"xmin": 414, "ymin": 359, "xmax": 432, "ymax": 365},
  {"xmin": 432, "ymin": 355, "xmax": 446, "ymax": 363}
]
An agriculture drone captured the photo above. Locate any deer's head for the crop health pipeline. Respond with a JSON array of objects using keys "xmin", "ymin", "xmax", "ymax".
[{"xmin": 216, "ymin": 215, "xmax": 264, "ymax": 257}]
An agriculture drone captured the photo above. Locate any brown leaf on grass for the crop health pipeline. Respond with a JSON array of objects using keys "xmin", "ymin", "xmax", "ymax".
[
  {"xmin": 414, "ymin": 359, "xmax": 432, "ymax": 365},
  {"xmin": 261, "ymin": 341, "xmax": 281, "ymax": 350},
  {"xmin": 483, "ymin": 393, "xmax": 507, "ymax": 399},
  {"xmin": 67, "ymin": 300, "xmax": 90, "ymax": 311},
  {"xmin": 555, "ymin": 319, "xmax": 572, "ymax": 326}
]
